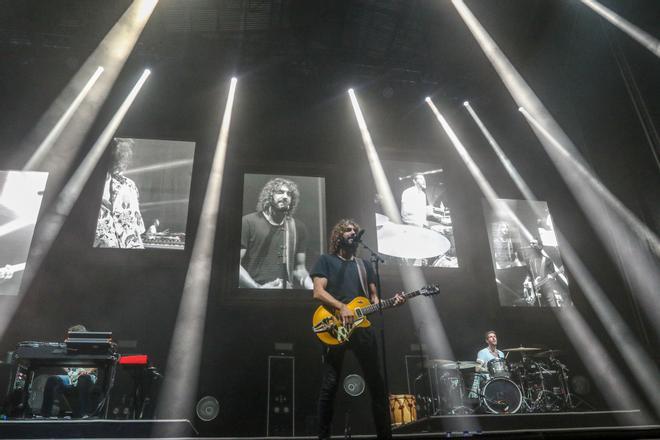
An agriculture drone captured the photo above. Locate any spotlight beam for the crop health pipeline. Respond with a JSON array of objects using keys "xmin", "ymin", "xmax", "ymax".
[
  {"xmin": 0, "ymin": 69, "xmax": 151, "ymax": 340},
  {"xmin": 23, "ymin": 66, "xmax": 105, "ymax": 171},
  {"xmin": 464, "ymin": 101, "xmax": 536, "ymax": 204},
  {"xmin": 520, "ymin": 107, "xmax": 660, "ymax": 336},
  {"xmin": 124, "ymin": 159, "xmax": 194, "ymax": 175},
  {"xmin": 155, "ymin": 78, "xmax": 237, "ymax": 422},
  {"xmin": 348, "ymin": 89, "xmax": 455, "ymax": 359},
  {"xmin": 347, "ymin": 89, "xmax": 469, "ymax": 432},
  {"xmin": 21, "ymin": 0, "xmax": 159, "ymax": 204},
  {"xmin": 426, "ymin": 98, "xmax": 533, "ymax": 242},
  {"xmin": 425, "ymin": 96, "xmax": 647, "ymax": 422},
  {"xmin": 580, "ymin": 0, "xmax": 660, "ymax": 58},
  {"xmin": 451, "ymin": 0, "xmax": 660, "ymax": 345},
  {"xmin": 465, "ymin": 102, "xmax": 660, "ymax": 417},
  {"xmin": 518, "ymin": 107, "xmax": 660, "ymax": 256}
]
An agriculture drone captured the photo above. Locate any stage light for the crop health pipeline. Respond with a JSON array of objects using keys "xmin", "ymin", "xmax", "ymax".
[
  {"xmin": 21, "ymin": 0, "xmax": 159, "ymax": 203},
  {"xmin": 0, "ymin": 69, "xmax": 152, "ymax": 340},
  {"xmin": 348, "ymin": 90, "xmax": 466, "ymax": 430},
  {"xmin": 425, "ymin": 98, "xmax": 533, "ymax": 241},
  {"xmin": 24, "ymin": 66, "xmax": 105, "ymax": 171},
  {"xmin": 462, "ymin": 101, "xmax": 469, "ymax": 107},
  {"xmin": 580, "ymin": 0, "xmax": 660, "ymax": 58},
  {"xmin": 155, "ymin": 78, "xmax": 238, "ymax": 423},
  {"xmin": 451, "ymin": 0, "xmax": 654, "ymax": 421},
  {"xmin": 465, "ymin": 102, "xmax": 660, "ymax": 417},
  {"xmin": 519, "ymin": 107, "xmax": 660, "ymax": 338}
]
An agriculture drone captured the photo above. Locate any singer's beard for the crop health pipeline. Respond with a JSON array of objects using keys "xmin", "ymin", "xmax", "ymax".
[{"xmin": 339, "ymin": 237, "xmax": 359, "ymax": 252}]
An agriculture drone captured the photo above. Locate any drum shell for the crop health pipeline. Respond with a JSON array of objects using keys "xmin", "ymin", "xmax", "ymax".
[
  {"xmin": 480, "ymin": 378, "xmax": 522, "ymax": 414},
  {"xmin": 388, "ymin": 394, "xmax": 417, "ymax": 426},
  {"xmin": 487, "ymin": 358, "xmax": 510, "ymax": 378}
]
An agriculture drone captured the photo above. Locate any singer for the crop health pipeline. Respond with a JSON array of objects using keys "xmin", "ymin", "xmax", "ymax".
[
  {"xmin": 310, "ymin": 219, "xmax": 405, "ymax": 439},
  {"xmin": 239, "ymin": 177, "xmax": 313, "ymax": 289}
]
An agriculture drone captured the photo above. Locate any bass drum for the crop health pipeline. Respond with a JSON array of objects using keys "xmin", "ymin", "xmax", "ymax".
[{"xmin": 481, "ymin": 378, "xmax": 522, "ymax": 414}]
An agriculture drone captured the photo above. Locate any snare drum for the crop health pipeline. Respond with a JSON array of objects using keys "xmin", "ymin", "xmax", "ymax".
[
  {"xmin": 388, "ymin": 394, "xmax": 417, "ymax": 426},
  {"xmin": 487, "ymin": 358, "xmax": 510, "ymax": 378}
]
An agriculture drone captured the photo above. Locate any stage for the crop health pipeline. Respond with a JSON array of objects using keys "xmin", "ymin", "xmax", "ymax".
[{"xmin": 0, "ymin": 411, "xmax": 658, "ymax": 439}]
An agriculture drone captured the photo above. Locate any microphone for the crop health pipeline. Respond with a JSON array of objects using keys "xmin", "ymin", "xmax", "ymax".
[{"xmin": 353, "ymin": 229, "xmax": 366, "ymax": 243}]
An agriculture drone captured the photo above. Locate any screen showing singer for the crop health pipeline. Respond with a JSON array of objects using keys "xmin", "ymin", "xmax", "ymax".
[{"xmin": 238, "ymin": 173, "xmax": 326, "ymax": 290}]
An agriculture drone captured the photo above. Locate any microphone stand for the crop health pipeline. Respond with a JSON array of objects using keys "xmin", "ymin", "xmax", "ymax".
[{"xmin": 356, "ymin": 237, "xmax": 391, "ymax": 414}]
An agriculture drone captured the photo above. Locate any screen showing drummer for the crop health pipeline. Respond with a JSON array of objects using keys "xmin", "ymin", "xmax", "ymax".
[{"xmin": 374, "ymin": 163, "xmax": 458, "ymax": 268}]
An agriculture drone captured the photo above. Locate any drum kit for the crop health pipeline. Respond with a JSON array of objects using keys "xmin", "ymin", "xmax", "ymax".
[
  {"xmin": 375, "ymin": 213, "xmax": 454, "ymax": 267},
  {"xmin": 396, "ymin": 346, "xmax": 574, "ymax": 424}
]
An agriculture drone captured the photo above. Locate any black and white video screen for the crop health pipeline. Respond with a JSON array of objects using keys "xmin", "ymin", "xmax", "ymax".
[
  {"xmin": 374, "ymin": 161, "xmax": 458, "ymax": 268},
  {"xmin": 0, "ymin": 171, "xmax": 48, "ymax": 295},
  {"xmin": 239, "ymin": 174, "xmax": 326, "ymax": 290},
  {"xmin": 483, "ymin": 199, "xmax": 572, "ymax": 308},
  {"xmin": 92, "ymin": 138, "xmax": 195, "ymax": 250}
]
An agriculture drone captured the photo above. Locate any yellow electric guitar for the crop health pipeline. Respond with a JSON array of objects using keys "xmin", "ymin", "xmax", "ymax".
[{"xmin": 312, "ymin": 284, "xmax": 440, "ymax": 345}]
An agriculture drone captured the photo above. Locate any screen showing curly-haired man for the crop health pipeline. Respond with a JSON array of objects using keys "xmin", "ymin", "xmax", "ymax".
[{"xmin": 239, "ymin": 174, "xmax": 325, "ymax": 290}]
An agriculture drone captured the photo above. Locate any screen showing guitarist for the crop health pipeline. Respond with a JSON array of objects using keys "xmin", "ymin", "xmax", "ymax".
[
  {"xmin": 522, "ymin": 239, "xmax": 570, "ymax": 307},
  {"xmin": 239, "ymin": 177, "xmax": 313, "ymax": 289},
  {"xmin": 310, "ymin": 219, "xmax": 404, "ymax": 440}
]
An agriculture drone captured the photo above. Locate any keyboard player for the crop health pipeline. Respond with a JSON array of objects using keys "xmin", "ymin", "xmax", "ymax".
[{"xmin": 40, "ymin": 325, "xmax": 98, "ymax": 417}]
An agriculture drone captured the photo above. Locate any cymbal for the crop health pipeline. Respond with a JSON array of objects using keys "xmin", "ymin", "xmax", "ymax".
[
  {"xmin": 502, "ymin": 346, "xmax": 542, "ymax": 352},
  {"xmin": 423, "ymin": 358, "xmax": 453, "ymax": 368},
  {"xmin": 534, "ymin": 349, "xmax": 562, "ymax": 357},
  {"xmin": 424, "ymin": 359, "xmax": 480, "ymax": 370}
]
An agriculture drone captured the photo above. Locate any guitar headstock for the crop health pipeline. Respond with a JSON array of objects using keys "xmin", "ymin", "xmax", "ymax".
[{"xmin": 419, "ymin": 284, "xmax": 440, "ymax": 296}]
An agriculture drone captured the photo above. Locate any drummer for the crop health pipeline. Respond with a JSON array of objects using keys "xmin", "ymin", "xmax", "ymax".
[
  {"xmin": 400, "ymin": 173, "xmax": 445, "ymax": 227},
  {"xmin": 469, "ymin": 330, "xmax": 505, "ymax": 398}
]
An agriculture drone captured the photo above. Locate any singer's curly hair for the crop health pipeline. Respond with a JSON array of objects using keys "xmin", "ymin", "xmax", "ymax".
[
  {"xmin": 110, "ymin": 138, "xmax": 134, "ymax": 175},
  {"xmin": 328, "ymin": 219, "xmax": 360, "ymax": 255},
  {"xmin": 256, "ymin": 177, "xmax": 300, "ymax": 214}
]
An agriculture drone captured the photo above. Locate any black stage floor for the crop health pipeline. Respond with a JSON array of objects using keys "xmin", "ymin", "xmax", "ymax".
[
  {"xmin": 0, "ymin": 411, "xmax": 658, "ymax": 439},
  {"xmin": 393, "ymin": 409, "xmax": 654, "ymax": 434}
]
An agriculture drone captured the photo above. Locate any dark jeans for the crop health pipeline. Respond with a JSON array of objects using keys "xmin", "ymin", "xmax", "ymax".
[
  {"xmin": 318, "ymin": 328, "xmax": 391, "ymax": 439},
  {"xmin": 41, "ymin": 375, "xmax": 94, "ymax": 417}
]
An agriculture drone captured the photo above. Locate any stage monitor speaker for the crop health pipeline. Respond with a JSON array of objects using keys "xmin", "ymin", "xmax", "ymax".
[
  {"xmin": 343, "ymin": 374, "xmax": 365, "ymax": 397},
  {"xmin": 196, "ymin": 395, "xmax": 219, "ymax": 422},
  {"xmin": 266, "ymin": 355, "xmax": 294, "ymax": 437}
]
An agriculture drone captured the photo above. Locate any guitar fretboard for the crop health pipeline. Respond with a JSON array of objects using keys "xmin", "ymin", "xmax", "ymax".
[{"xmin": 358, "ymin": 289, "xmax": 423, "ymax": 316}]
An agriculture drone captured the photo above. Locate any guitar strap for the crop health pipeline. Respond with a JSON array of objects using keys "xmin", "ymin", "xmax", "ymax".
[
  {"xmin": 284, "ymin": 216, "xmax": 297, "ymax": 283},
  {"xmin": 355, "ymin": 258, "xmax": 369, "ymax": 297}
]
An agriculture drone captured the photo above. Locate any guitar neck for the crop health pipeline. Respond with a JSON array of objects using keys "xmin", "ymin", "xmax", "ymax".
[{"xmin": 358, "ymin": 289, "xmax": 422, "ymax": 316}]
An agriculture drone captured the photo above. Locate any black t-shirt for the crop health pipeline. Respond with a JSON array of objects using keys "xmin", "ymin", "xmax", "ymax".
[
  {"xmin": 241, "ymin": 212, "xmax": 308, "ymax": 284},
  {"xmin": 310, "ymin": 254, "xmax": 376, "ymax": 303}
]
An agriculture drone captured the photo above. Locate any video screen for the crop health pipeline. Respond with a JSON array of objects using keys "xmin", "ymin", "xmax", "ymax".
[
  {"xmin": 374, "ymin": 161, "xmax": 458, "ymax": 268},
  {"xmin": 239, "ymin": 174, "xmax": 326, "ymax": 290},
  {"xmin": 0, "ymin": 170, "xmax": 48, "ymax": 295},
  {"xmin": 92, "ymin": 138, "xmax": 195, "ymax": 250},
  {"xmin": 483, "ymin": 199, "xmax": 572, "ymax": 307}
]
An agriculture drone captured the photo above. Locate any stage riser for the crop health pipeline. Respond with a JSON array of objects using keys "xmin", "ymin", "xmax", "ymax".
[
  {"xmin": 0, "ymin": 419, "xmax": 196, "ymax": 439},
  {"xmin": 393, "ymin": 410, "xmax": 653, "ymax": 434}
]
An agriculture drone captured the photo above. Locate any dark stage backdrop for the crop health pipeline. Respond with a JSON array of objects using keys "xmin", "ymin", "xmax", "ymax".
[{"xmin": 0, "ymin": 1, "xmax": 658, "ymax": 436}]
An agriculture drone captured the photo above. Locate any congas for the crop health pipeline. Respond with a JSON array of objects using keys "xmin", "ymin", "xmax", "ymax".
[
  {"xmin": 487, "ymin": 358, "xmax": 510, "ymax": 378},
  {"xmin": 388, "ymin": 394, "xmax": 417, "ymax": 426},
  {"xmin": 480, "ymin": 378, "xmax": 523, "ymax": 414}
]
